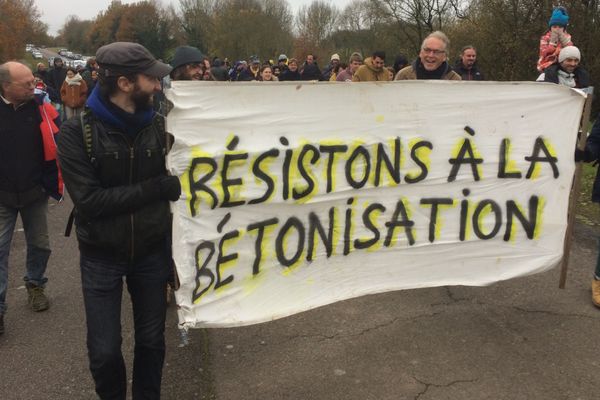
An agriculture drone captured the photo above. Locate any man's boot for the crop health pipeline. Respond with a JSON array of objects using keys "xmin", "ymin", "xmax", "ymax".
[{"xmin": 26, "ymin": 283, "xmax": 49, "ymax": 312}]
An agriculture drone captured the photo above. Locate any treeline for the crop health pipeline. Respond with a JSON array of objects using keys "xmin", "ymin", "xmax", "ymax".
[
  {"xmin": 0, "ymin": 0, "xmax": 52, "ymax": 61},
  {"xmin": 3, "ymin": 0, "xmax": 600, "ymax": 86}
]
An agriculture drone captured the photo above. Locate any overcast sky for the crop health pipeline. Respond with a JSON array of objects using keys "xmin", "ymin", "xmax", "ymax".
[{"xmin": 37, "ymin": 0, "xmax": 353, "ymax": 35}]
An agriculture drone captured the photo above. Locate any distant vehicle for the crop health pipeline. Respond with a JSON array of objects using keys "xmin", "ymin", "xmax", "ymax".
[
  {"xmin": 65, "ymin": 51, "xmax": 73, "ymax": 58},
  {"xmin": 58, "ymin": 49, "xmax": 68, "ymax": 56},
  {"xmin": 32, "ymin": 51, "xmax": 43, "ymax": 59},
  {"xmin": 72, "ymin": 60, "xmax": 86, "ymax": 69},
  {"xmin": 73, "ymin": 53, "xmax": 82, "ymax": 59}
]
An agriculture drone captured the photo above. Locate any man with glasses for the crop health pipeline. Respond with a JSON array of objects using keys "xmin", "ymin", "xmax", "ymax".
[
  {"xmin": 0, "ymin": 62, "xmax": 63, "ymax": 335},
  {"xmin": 57, "ymin": 42, "xmax": 179, "ymax": 399},
  {"xmin": 395, "ymin": 31, "xmax": 461, "ymax": 80},
  {"xmin": 353, "ymin": 50, "xmax": 390, "ymax": 82}
]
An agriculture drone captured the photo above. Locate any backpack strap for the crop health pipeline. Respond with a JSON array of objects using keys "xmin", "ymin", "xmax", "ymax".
[{"xmin": 66, "ymin": 109, "xmax": 95, "ymax": 237}]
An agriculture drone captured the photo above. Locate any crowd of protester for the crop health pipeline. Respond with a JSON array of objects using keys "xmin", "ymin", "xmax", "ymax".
[{"xmin": 0, "ymin": 6, "xmax": 598, "ymax": 399}]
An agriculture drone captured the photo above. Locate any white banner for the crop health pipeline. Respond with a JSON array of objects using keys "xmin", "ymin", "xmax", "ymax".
[{"xmin": 166, "ymin": 81, "xmax": 585, "ymax": 328}]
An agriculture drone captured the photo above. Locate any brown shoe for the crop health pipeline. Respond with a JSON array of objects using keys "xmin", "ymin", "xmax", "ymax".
[
  {"xmin": 26, "ymin": 283, "xmax": 49, "ymax": 312},
  {"xmin": 592, "ymin": 279, "xmax": 600, "ymax": 308}
]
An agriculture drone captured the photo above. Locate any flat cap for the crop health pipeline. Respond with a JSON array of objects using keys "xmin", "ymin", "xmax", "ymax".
[{"xmin": 96, "ymin": 42, "xmax": 171, "ymax": 78}]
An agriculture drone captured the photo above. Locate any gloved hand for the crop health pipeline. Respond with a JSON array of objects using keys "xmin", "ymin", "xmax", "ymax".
[
  {"xmin": 549, "ymin": 30, "xmax": 559, "ymax": 46},
  {"xmin": 558, "ymin": 31, "xmax": 570, "ymax": 46},
  {"xmin": 158, "ymin": 175, "xmax": 181, "ymax": 201}
]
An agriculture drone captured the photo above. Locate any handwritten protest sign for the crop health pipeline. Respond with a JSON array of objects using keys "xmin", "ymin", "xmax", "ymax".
[{"xmin": 166, "ymin": 81, "xmax": 585, "ymax": 328}]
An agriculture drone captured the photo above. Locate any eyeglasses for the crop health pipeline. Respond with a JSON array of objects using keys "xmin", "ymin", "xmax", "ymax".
[{"xmin": 421, "ymin": 48, "xmax": 446, "ymax": 56}]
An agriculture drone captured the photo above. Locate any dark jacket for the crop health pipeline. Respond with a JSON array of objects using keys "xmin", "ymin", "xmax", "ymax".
[
  {"xmin": 301, "ymin": 63, "xmax": 321, "ymax": 81},
  {"xmin": 211, "ymin": 59, "xmax": 230, "ymax": 81},
  {"xmin": 543, "ymin": 64, "xmax": 590, "ymax": 88},
  {"xmin": 279, "ymin": 69, "xmax": 301, "ymax": 81},
  {"xmin": 57, "ymin": 96, "xmax": 172, "ymax": 263},
  {"xmin": 46, "ymin": 67, "xmax": 67, "ymax": 102},
  {"xmin": 583, "ymin": 114, "xmax": 600, "ymax": 202},
  {"xmin": 0, "ymin": 94, "xmax": 62, "ymax": 206},
  {"xmin": 453, "ymin": 61, "xmax": 485, "ymax": 81}
]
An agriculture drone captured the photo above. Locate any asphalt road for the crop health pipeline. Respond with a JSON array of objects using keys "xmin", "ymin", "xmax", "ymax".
[{"xmin": 1, "ymin": 194, "xmax": 599, "ymax": 399}]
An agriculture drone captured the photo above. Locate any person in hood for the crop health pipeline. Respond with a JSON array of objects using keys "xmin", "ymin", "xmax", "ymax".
[
  {"xmin": 395, "ymin": 31, "xmax": 461, "ymax": 80},
  {"xmin": 57, "ymin": 42, "xmax": 178, "ymax": 400},
  {"xmin": 453, "ymin": 45, "xmax": 485, "ymax": 81},
  {"xmin": 46, "ymin": 57, "xmax": 68, "ymax": 113},
  {"xmin": 352, "ymin": 50, "xmax": 391, "ymax": 82}
]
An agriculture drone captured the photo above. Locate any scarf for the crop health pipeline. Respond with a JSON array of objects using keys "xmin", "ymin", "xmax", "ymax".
[
  {"xmin": 65, "ymin": 73, "xmax": 83, "ymax": 86},
  {"xmin": 85, "ymin": 86, "xmax": 155, "ymax": 140},
  {"xmin": 414, "ymin": 59, "xmax": 449, "ymax": 80},
  {"xmin": 557, "ymin": 69, "xmax": 576, "ymax": 88}
]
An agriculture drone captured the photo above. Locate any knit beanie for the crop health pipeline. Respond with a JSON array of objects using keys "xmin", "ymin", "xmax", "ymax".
[
  {"xmin": 170, "ymin": 46, "xmax": 205, "ymax": 70},
  {"xmin": 559, "ymin": 46, "xmax": 580, "ymax": 63},
  {"xmin": 548, "ymin": 7, "xmax": 569, "ymax": 27}
]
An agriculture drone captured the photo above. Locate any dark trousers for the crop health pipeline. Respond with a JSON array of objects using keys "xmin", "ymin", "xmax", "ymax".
[{"xmin": 80, "ymin": 250, "xmax": 169, "ymax": 400}]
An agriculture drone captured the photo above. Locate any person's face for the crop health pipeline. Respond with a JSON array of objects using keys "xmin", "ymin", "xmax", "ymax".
[
  {"xmin": 420, "ymin": 37, "xmax": 447, "ymax": 71},
  {"xmin": 461, "ymin": 48, "xmax": 477, "ymax": 68},
  {"xmin": 278, "ymin": 60, "xmax": 287, "ymax": 67},
  {"xmin": 331, "ymin": 59, "xmax": 339, "ymax": 67},
  {"xmin": 289, "ymin": 62, "xmax": 298, "ymax": 72},
  {"xmin": 3, "ymin": 64, "xmax": 35, "ymax": 104},
  {"xmin": 184, "ymin": 62, "xmax": 203, "ymax": 81},
  {"xmin": 261, "ymin": 67, "xmax": 273, "ymax": 81},
  {"xmin": 560, "ymin": 57, "xmax": 579, "ymax": 73},
  {"xmin": 307, "ymin": 55, "xmax": 314, "ymax": 64},
  {"xmin": 372, "ymin": 56, "xmax": 385, "ymax": 70},
  {"xmin": 273, "ymin": 67, "xmax": 281, "ymax": 76},
  {"xmin": 551, "ymin": 25, "xmax": 565, "ymax": 33},
  {"xmin": 66, "ymin": 70, "xmax": 75, "ymax": 78},
  {"xmin": 37, "ymin": 64, "xmax": 46, "ymax": 72},
  {"xmin": 131, "ymin": 74, "xmax": 161, "ymax": 110},
  {"xmin": 350, "ymin": 60, "xmax": 362, "ymax": 73}
]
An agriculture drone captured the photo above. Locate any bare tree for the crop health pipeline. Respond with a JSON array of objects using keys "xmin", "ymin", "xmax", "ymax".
[{"xmin": 296, "ymin": 1, "xmax": 340, "ymax": 50}]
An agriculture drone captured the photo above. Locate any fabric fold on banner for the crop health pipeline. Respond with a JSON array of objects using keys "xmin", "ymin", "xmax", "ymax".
[{"xmin": 166, "ymin": 81, "xmax": 585, "ymax": 328}]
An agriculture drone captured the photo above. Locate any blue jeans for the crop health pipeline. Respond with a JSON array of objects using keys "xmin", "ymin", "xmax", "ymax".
[
  {"xmin": 0, "ymin": 197, "xmax": 51, "ymax": 315},
  {"xmin": 80, "ymin": 249, "xmax": 169, "ymax": 400}
]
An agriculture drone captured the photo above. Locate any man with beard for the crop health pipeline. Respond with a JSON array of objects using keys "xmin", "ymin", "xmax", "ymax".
[
  {"xmin": 169, "ymin": 45, "xmax": 205, "ymax": 81},
  {"xmin": 538, "ymin": 46, "xmax": 590, "ymax": 89},
  {"xmin": 453, "ymin": 45, "xmax": 485, "ymax": 81},
  {"xmin": 57, "ymin": 42, "xmax": 179, "ymax": 400},
  {"xmin": 0, "ymin": 62, "xmax": 62, "ymax": 335},
  {"xmin": 352, "ymin": 50, "xmax": 390, "ymax": 82},
  {"xmin": 395, "ymin": 31, "xmax": 461, "ymax": 80}
]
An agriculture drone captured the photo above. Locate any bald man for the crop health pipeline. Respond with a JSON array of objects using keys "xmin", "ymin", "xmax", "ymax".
[{"xmin": 0, "ymin": 62, "xmax": 63, "ymax": 335}]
